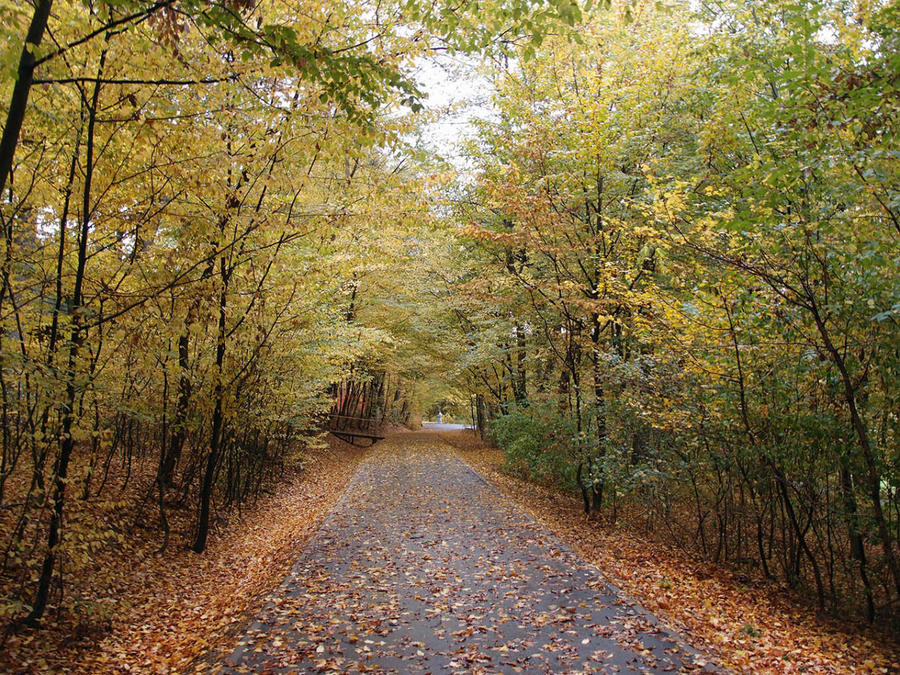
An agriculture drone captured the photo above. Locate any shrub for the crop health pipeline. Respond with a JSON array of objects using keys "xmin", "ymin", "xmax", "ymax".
[{"xmin": 489, "ymin": 401, "xmax": 582, "ymax": 491}]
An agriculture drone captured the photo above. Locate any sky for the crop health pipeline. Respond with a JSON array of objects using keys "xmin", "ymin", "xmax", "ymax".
[{"xmin": 412, "ymin": 52, "xmax": 494, "ymax": 170}]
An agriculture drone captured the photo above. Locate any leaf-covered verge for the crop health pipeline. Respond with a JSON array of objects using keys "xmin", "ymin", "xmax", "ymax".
[
  {"xmin": 0, "ymin": 435, "xmax": 367, "ymax": 674},
  {"xmin": 444, "ymin": 431, "xmax": 900, "ymax": 674}
]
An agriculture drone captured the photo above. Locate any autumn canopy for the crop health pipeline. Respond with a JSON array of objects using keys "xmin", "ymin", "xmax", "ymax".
[{"xmin": 0, "ymin": 0, "xmax": 898, "ymax": 664}]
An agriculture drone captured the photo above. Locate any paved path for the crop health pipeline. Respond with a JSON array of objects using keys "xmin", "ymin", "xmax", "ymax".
[
  {"xmin": 421, "ymin": 422, "xmax": 472, "ymax": 432},
  {"xmin": 224, "ymin": 434, "xmax": 715, "ymax": 674}
]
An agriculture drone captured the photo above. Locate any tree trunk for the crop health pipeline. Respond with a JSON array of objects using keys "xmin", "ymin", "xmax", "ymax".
[
  {"xmin": 193, "ymin": 252, "xmax": 229, "ymax": 554},
  {"xmin": 809, "ymin": 295, "xmax": 900, "ymax": 596},
  {"xmin": 513, "ymin": 324, "xmax": 527, "ymax": 406},
  {"xmin": 0, "ymin": 0, "xmax": 52, "ymax": 199},
  {"xmin": 840, "ymin": 464, "xmax": 874, "ymax": 620},
  {"xmin": 590, "ymin": 311, "xmax": 605, "ymax": 509},
  {"xmin": 26, "ymin": 50, "xmax": 104, "ymax": 625},
  {"xmin": 159, "ymin": 329, "xmax": 190, "ymax": 487}
]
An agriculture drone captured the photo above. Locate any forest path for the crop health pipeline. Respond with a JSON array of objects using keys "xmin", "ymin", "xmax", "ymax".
[{"xmin": 223, "ymin": 433, "xmax": 716, "ymax": 674}]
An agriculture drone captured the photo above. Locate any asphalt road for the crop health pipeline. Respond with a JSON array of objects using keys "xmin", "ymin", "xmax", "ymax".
[
  {"xmin": 420, "ymin": 422, "xmax": 472, "ymax": 432},
  {"xmin": 224, "ymin": 433, "xmax": 716, "ymax": 674}
]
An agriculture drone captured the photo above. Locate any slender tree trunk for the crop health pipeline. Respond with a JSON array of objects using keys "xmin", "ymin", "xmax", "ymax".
[
  {"xmin": 26, "ymin": 50, "xmax": 104, "ymax": 625},
  {"xmin": 193, "ymin": 252, "xmax": 229, "ymax": 554},
  {"xmin": 159, "ymin": 329, "xmax": 190, "ymax": 487},
  {"xmin": 590, "ymin": 311, "xmax": 605, "ymax": 509},
  {"xmin": 0, "ymin": 0, "xmax": 53, "ymax": 199},
  {"xmin": 513, "ymin": 324, "xmax": 527, "ymax": 406},
  {"xmin": 808, "ymin": 295, "xmax": 900, "ymax": 596},
  {"xmin": 475, "ymin": 393, "xmax": 486, "ymax": 439},
  {"xmin": 840, "ymin": 464, "xmax": 874, "ymax": 620},
  {"xmin": 46, "ymin": 122, "xmax": 83, "ymax": 367}
]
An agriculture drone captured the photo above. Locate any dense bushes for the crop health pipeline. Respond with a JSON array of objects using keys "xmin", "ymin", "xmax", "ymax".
[{"xmin": 490, "ymin": 403, "xmax": 581, "ymax": 490}]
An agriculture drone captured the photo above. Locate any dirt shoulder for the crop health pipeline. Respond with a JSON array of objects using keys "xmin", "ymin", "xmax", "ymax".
[{"xmin": 442, "ymin": 430, "xmax": 900, "ymax": 675}]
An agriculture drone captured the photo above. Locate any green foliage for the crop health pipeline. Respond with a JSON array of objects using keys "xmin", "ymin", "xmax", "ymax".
[{"xmin": 490, "ymin": 402, "xmax": 582, "ymax": 490}]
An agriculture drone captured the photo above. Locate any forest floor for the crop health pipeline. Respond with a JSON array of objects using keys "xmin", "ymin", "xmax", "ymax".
[
  {"xmin": 223, "ymin": 432, "xmax": 715, "ymax": 674},
  {"xmin": 6, "ymin": 429, "xmax": 899, "ymax": 673},
  {"xmin": 442, "ymin": 430, "xmax": 900, "ymax": 674},
  {"xmin": 0, "ymin": 435, "xmax": 368, "ymax": 674}
]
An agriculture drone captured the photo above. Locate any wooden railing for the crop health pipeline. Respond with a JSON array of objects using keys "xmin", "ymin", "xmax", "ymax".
[{"xmin": 326, "ymin": 414, "xmax": 383, "ymax": 445}]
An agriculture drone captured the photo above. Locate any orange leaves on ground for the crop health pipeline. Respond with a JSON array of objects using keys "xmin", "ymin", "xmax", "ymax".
[{"xmin": 1, "ymin": 438, "xmax": 366, "ymax": 675}]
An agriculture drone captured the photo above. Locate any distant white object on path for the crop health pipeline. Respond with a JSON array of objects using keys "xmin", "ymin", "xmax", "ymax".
[{"xmin": 422, "ymin": 422, "xmax": 470, "ymax": 432}]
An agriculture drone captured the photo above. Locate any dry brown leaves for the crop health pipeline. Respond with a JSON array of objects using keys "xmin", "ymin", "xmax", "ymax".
[
  {"xmin": 444, "ymin": 431, "xmax": 900, "ymax": 675},
  {"xmin": 1, "ymin": 436, "xmax": 367, "ymax": 674}
]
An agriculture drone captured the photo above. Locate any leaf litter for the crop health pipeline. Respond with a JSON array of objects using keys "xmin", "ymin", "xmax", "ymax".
[
  {"xmin": 1, "ymin": 436, "xmax": 367, "ymax": 674},
  {"xmin": 222, "ymin": 433, "xmax": 716, "ymax": 674}
]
